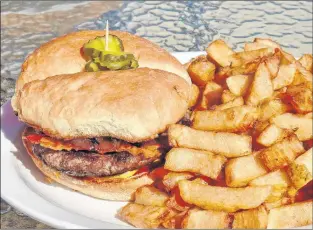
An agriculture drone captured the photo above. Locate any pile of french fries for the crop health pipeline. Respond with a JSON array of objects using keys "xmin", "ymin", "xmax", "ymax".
[{"xmin": 118, "ymin": 38, "xmax": 313, "ymax": 229}]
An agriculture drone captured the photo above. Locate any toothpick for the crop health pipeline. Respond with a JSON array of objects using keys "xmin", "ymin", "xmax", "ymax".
[{"xmin": 105, "ymin": 20, "xmax": 109, "ymax": 51}]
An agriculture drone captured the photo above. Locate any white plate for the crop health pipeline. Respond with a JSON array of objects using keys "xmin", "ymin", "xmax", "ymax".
[{"xmin": 1, "ymin": 52, "xmax": 311, "ymax": 229}]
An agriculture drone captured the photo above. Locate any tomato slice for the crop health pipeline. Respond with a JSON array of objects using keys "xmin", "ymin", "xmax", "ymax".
[{"xmin": 26, "ymin": 134, "xmax": 43, "ymax": 143}]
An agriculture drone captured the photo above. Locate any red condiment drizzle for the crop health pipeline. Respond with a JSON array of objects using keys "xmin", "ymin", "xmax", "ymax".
[
  {"xmin": 171, "ymin": 186, "xmax": 192, "ymax": 208},
  {"xmin": 295, "ymin": 180, "xmax": 313, "ymax": 202}
]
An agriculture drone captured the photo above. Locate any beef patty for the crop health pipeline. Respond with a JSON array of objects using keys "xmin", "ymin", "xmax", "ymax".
[{"xmin": 29, "ymin": 143, "xmax": 159, "ymax": 177}]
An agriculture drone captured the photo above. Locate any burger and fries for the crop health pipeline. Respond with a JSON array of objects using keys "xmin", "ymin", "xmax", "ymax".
[
  {"xmin": 118, "ymin": 38, "xmax": 313, "ymax": 229},
  {"xmin": 10, "ymin": 26, "xmax": 312, "ymax": 229}
]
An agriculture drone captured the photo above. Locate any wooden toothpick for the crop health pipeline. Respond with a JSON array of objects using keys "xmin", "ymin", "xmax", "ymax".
[{"xmin": 105, "ymin": 20, "xmax": 109, "ymax": 51}]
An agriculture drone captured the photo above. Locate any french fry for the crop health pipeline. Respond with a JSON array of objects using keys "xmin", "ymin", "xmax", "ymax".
[
  {"xmin": 258, "ymin": 134, "xmax": 305, "ymax": 171},
  {"xmin": 287, "ymin": 148, "xmax": 312, "ymax": 189},
  {"xmin": 284, "ymin": 83, "xmax": 313, "ymax": 113},
  {"xmin": 184, "ymin": 55, "xmax": 207, "ymax": 70},
  {"xmin": 134, "ymin": 185, "xmax": 169, "ymax": 207},
  {"xmin": 258, "ymin": 98, "xmax": 291, "ymax": 122},
  {"xmin": 187, "ymin": 59, "xmax": 216, "ymax": 86},
  {"xmin": 225, "ymin": 152, "xmax": 268, "ymax": 187},
  {"xmin": 230, "ymin": 48, "xmax": 272, "ymax": 67},
  {"xmin": 226, "ymin": 75, "xmax": 251, "ymax": 96},
  {"xmin": 166, "ymin": 195, "xmax": 190, "ymax": 212},
  {"xmin": 256, "ymin": 124, "xmax": 289, "ymax": 147},
  {"xmin": 192, "ymin": 178, "xmax": 208, "ymax": 185},
  {"xmin": 298, "ymin": 54, "xmax": 313, "ymax": 72},
  {"xmin": 249, "ymin": 170, "xmax": 291, "ymax": 187},
  {"xmin": 292, "ymin": 61, "xmax": 313, "ymax": 85},
  {"xmin": 246, "ymin": 62, "xmax": 273, "ymax": 105},
  {"xmin": 188, "ymin": 84, "xmax": 200, "ymax": 108},
  {"xmin": 264, "ymin": 51, "xmax": 281, "ymax": 78},
  {"xmin": 212, "ymin": 97, "xmax": 244, "ymax": 111},
  {"xmin": 264, "ymin": 197, "xmax": 293, "ymax": 210},
  {"xmin": 181, "ymin": 208, "xmax": 230, "ymax": 229},
  {"xmin": 244, "ymin": 42, "xmax": 269, "ymax": 51},
  {"xmin": 168, "ymin": 124, "xmax": 252, "ymax": 157},
  {"xmin": 254, "ymin": 38, "xmax": 281, "ymax": 50},
  {"xmin": 165, "ymin": 148, "xmax": 227, "ymax": 179},
  {"xmin": 178, "ymin": 180, "xmax": 272, "ymax": 212},
  {"xmin": 271, "ymin": 113, "xmax": 313, "ymax": 141},
  {"xmin": 221, "ymin": 89, "xmax": 238, "ymax": 103},
  {"xmin": 118, "ymin": 203, "xmax": 171, "ymax": 228},
  {"xmin": 206, "ymin": 39, "xmax": 234, "ymax": 67},
  {"xmin": 232, "ymin": 205, "xmax": 268, "ymax": 229},
  {"xmin": 201, "ymin": 81, "xmax": 223, "ymax": 108},
  {"xmin": 192, "ymin": 105, "xmax": 258, "ymax": 132},
  {"xmin": 162, "ymin": 172, "xmax": 194, "ymax": 192},
  {"xmin": 267, "ymin": 200, "xmax": 313, "ymax": 228},
  {"xmin": 162, "ymin": 210, "xmax": 187, "ymax": 229},
  {"xmin": 273, "ymin": 64, "xmax": 297, "ymax": 90},
  {"xmin": 281, "ymin": 50, "xmax": 296, "ymax": 65}
]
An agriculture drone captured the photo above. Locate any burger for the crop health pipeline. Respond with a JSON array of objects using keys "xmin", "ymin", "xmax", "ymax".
[{"xmin": 12, "ymin": 30, "xmax": 191, "ymax": 201}]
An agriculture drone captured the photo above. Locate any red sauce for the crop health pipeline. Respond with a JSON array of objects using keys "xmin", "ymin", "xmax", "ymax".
[
  {"xmin": 134, "ymin": 166, "xmax": 149, "ymax": 176},
  {"xmin": 150, "ymin": 167, "xmax": 170, "ymax": 180},
  {"xmin": 303, "ymin": 139, "xmax": 313, "ymax": 150},
  {"xmin": 171, "ymin": 186, "xmax": 192, "ymax": 208},
  {"xmin": 295, "ymin": 180, "xmax": 313, "ymax": 202}
]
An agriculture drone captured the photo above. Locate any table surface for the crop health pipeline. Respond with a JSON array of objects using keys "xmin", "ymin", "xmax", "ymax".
[{"xmin": 1, "ymin": 1, "xmax": 312, "ymax": 228}]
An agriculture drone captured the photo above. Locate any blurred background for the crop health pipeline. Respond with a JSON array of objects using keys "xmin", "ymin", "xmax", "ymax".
[{"xmin": 1, "ymin": 1, "xmax": 312, "ymax": 228}]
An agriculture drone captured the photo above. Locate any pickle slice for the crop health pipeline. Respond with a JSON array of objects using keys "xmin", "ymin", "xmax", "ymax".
[
  {"xmin": 83, "ymin": 35, "xmax": 138, "ymax": 71},
  {"xmin": 85, "ymin": 61, "xmax": 99, "ymax": 72},
  {"xmin": 83, "ymin": 35, "xmax": 124, "ymax": 57}
]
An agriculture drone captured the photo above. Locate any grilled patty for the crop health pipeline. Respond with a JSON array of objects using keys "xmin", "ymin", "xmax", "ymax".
[{"xmin": 30, "ymin": 143, "xmax": 159, "ymax": 177}]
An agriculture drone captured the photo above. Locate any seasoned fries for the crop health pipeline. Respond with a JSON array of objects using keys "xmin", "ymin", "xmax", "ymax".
[
  {"xmin": 118, "ymin": 203, "xmax": 171, "ymax": 228},
  {"xmin": 231, "ymin": 48, "xmax": 272, "ymax": 67},
  {"xmin": 165, "ymin": 148, "xmax": 226, "ymax": 179},
  {"xmin": 272, "ymin": 64, "xmax": 297, "ymax": 90},
  {"xmin": 258, "ymin": 134, "xmax": 305, "ymax": 170},
  {"xmin": 212, "ymin": 97, "xmax": 244, "ymax": 111},
  {"xmin": 258, "ymin": 98, "xmax": 290, "ymax": 122},
  {"xmin": 225, "ymin": 153, "xmax": 268, "ymax": 187},
  {"xmin": 201, "ymin": 81, "xmax": 223, "ymax": 108},
  {"xmin": 206, "ymin": 39, "xmax": 234, "ymax": 67},
  {"xmin": 187, "ymin": 58, "xmax": 216, "ymax": 86},
  {"xmin": 181, "ymin": 209, "xmax": 230, "ymax": 229},
  {"xmin": 192, "ymin": 105, "xmax": 258, "ymax": 132},
  {"xmin": 256, "ymin": 124, "xmax": 288, "ymax": 147},
  {"xmin": 134, "ymin": 185, "xmax": 169, "ymax": 206},
  {"xmin": 271, "ymin": 113, "xmax": 313, "ymax": 141},
  {"xmin": 287, "ymin": 148, "xmax": 312, "ymax": 189},
  {"xmin": 267, "ymin": 200, "xmax": 313, "ymax": 228},
  {"xmin": 168, "ymin": 124, "xmax": 252, "ymax": 157},
  {"xmin": 249, "ymin": 170, "xmax": 291, "ymax": 187},
  {"xmin": 298, "ymin": 54, "xmax": 313, "ymax": 72},
  {"xmin": 119, "ymin": 37, "xmax": 313, "ymax": 229},
  {"xmin": 178, "ymin": 180, "xmax": 272, "ymax": 212},
  {"xmin": 221, "ymin": 89, "xmax": 238, "ymax": 103},
  {"xmin": 188, "ymin": 84, "xmax": 200, "ymax": 108},
  {"xmin": 162, "ymin": 172, "xmax": 194, "ymax": 192},
  {"xmin": 284, "ymin": 83, "xmax": 313, "ymax": 113},
  {"xmin": 232, "ymin": 206, "xmax": 268, "ymax": 229},
  {"xmin": 246, "ymin": 62, "xmax": 273, "ymax": 105},
  {"xmin": 226, "ymin": 75, "xmax": 251, "ymax": 96}
]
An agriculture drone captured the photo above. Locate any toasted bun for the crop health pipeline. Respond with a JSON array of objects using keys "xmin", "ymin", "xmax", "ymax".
[
  {"xmin": 12, "ymin": 30, "xmax": 190, "ymax": 111},
  {"xmin": 23, "ymin": 136, "xmax": 153, "ymax": 201},
  {"xmin": 15, "ymin": 68, "xmax": 189, "ymax": 142}
]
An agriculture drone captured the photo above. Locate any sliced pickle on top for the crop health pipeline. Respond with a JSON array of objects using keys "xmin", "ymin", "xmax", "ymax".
[
  {"xmin": 83, "ymin": 35, "xmax": 124, "ymax": 58},
  {"xmin": 82, "ymin": 34, "xmax": 139, "ymax": 71}
]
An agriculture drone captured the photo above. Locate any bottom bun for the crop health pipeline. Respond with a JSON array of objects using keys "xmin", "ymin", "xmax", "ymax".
[{"xmin": 23, "ymin": 137, "xmax": 154, "ymax": 201}]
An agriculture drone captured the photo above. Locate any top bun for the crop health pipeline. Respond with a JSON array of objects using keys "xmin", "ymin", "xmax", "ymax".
[
  {"xmin": 15, "ymin": 68, "xmax": 189, "ymax": 142},
  {"xmin": 12, "ymin": 30, "xmax": 190, "ymax": 111}
]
